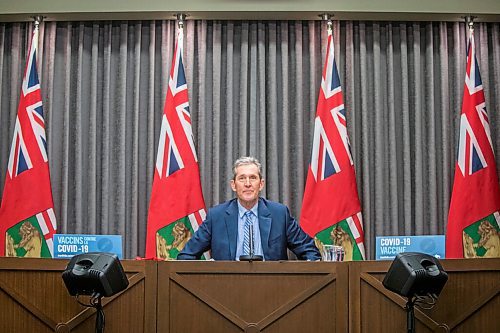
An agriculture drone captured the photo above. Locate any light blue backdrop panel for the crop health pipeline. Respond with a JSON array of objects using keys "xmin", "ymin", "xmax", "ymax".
[
  {"xmin": 375, "ymin": 235, "xmax": 445, "ymax": 260},
  {"xmin": 54, "ymin": 234, "xmax": 123, "ymax": 259}
]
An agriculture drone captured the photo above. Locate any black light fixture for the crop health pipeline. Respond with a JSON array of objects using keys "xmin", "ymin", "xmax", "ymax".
[
  {"xmin": 62, "ymin": 252, "xmax": 129, "ymax": 333},
  {"xmin": 383, "ymin": 252, "xmax": 448, "ymax": 333}
]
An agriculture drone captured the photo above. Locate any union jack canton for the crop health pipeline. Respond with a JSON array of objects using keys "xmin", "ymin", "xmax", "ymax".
[{"xmin": 155, "ymin": 30, "xmax": 198, "ymax": 179}]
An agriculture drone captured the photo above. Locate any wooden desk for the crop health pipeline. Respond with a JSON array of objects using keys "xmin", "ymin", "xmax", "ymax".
[
  {"xmin": 0, "ymin": 257, "xmax": 156, "ymax": 333},
  {"xmin": 0, "ymin": 258, "xmax": 498, "ymax": 332},
  {"xmin": 349, "ymin": 259, "xmax": 500, "ymax": 333},
  {"xmin": 157, "ymin": 261, "xmax": 348, "ymax": 332}
]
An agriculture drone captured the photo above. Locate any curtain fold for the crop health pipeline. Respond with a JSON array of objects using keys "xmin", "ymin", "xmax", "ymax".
[{"xmin": 0, "ymin": 20, "xmax": 499, "ymax": 259}]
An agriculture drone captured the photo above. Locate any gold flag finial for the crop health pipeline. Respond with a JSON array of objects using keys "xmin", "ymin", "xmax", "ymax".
[
  {"xmin": 319, "ymin": 13, "xmax": 334, "ymax": 32},
  {"xmin": 465, "ymin": 15, "xmax": 476, "ymax": 33},
  {"xmin": 176, "ymin": 13, "xmax": 187, "ymax": 29},
  {"xmin": 32, "ymin": 16, "xmax": 44, "ymax": 30}
]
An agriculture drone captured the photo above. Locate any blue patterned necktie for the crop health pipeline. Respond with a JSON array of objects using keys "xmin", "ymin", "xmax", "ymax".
[{"xmin": 243, "ymin": 211, "xmax": 253, "ymax": 255}]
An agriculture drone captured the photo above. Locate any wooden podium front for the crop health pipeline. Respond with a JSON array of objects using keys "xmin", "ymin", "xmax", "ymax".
[
  {"xmin": 157, "ymin": 261, "xmax": 348, "ymax": 333},
  {"xmin": 0, "ymin": 257, "xmax": 157, "ymax": 333},
  {"xmin": 1, "ymin": 257, "xmax": 499, "ymax": 332},
  {"xmin": 349, "ymin": 259, "xmax": 500, "ymax": 333}
]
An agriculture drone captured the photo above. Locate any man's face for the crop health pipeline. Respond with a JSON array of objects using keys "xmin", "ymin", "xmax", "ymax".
[{"xmin": 230, "ymin": 163, "xmax": 264, "ymax": 209}]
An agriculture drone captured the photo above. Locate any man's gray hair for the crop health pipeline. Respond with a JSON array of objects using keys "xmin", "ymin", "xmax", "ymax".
[{"xmin": 232, "ymin": 156, "xmax": 262, "ymax": 180}]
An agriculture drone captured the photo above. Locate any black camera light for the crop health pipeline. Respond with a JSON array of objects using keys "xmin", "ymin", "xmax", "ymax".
[
  {"xmin": 62, "ymin": 252, "xmax": 129, "ymax": 333},
  {"xmin": 383, "ymin": 252, "xmax": 448, "ymax": 298},
  {"xmin": 382, "ymin": 252, "xmax": 448, "ymax": 333},
  {"xmin": 62, "ymin": 252, "xmax": 128, "ymax": 297}
]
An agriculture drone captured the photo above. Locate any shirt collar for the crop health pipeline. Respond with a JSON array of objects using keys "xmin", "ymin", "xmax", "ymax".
[{"xmin": 237, "ymin": 200, "xmax": 259, "ymax": 218}]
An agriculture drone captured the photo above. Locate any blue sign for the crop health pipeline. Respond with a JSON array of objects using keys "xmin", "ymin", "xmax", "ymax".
[
  {"xmin": 375, "ymin": 235, "xmax": 445, "ymax": 260},
  {"xmin": 53, "ymin": 234, "xmax": 123, "ymax": 259}
]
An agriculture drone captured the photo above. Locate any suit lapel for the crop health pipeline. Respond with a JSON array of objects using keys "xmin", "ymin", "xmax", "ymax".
[
  {"xmin": 258, "ymin": 198, "xmax": 272, "ymax": 256},
  {"xmin": 225, "ymin": 200, "xmax": 239, "ymax": 260}
]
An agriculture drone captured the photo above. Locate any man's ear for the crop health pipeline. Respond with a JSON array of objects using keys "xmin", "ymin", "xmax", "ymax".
[
  {"xmin": 259, "ymin": 178, "xmax": 265, "ymax": 191},
  {"xmin": 230, "ymin": 179, "xmax": 236, "ymax": 192}
]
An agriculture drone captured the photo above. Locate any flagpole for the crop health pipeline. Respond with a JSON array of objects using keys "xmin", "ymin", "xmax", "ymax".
[
  {"xmin": 446, "ymin": 14, "xmax": 500, "ymax": 258},
  {"xmin": 33, "ymin": 15, "xmax": 43, "ymax": 30},
  {"xmin": 145, "ymin": 10, "xmax": 208, "ymax": 259},
  {"xmin": 31, "ymin": 16, "xmax": 43, "ymax": 66},
  {"xmin": 176, "ymin": 13, "xmax": 187, "ymax": 30},
  {"xmin": 464, "ymin": 15, "xmax": 476, "ymax": 39},
  {"xmin": 31, "ymin": 16, "xmax": 43, "ymax": 46},
  {"xmin": 301, "ymin": 12, "xmax": 366, "ymax": 260},
  {"xmin": 320, "ymin": 13, "xmax": 333, "ymax": 33},
  {"xmin": 0, "ymin": 13, "xmax": 58, "ymax": 258}
]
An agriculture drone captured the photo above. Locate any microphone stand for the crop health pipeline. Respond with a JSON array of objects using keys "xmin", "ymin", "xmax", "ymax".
[
  {"xmin": 406, "ymin": 297, "xmax": 415, "ymax": 333},
  {"xmin": 239, "ymin": 222, "xmax": 263, "ymax": 261}
]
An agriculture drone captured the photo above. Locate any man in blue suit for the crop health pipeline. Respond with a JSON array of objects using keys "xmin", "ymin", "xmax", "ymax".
[{"xmin": 178, "ymin": 157, "xmax": 321, "ymax": 261}]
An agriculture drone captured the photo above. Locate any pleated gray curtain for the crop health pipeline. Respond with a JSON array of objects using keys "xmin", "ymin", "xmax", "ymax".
[{"xmin": 0, "ymin": 20, "xmax": 498, "ymax": 259}]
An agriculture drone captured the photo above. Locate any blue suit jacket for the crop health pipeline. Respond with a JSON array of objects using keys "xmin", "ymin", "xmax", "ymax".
[{"xmin": 178, "ymin": 198, "xmax": 321, "ymax": 261}]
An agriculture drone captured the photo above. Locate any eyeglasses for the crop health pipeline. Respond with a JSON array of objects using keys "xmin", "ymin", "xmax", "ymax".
[{"xmin": 235, "ymin": 175, "xmax": 260, "ymax": 183}]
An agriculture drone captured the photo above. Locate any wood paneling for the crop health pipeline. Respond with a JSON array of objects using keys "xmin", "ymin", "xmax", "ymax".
[
  {"xmin": 1, "ymin": 257, "xmax": 498, "ymax": 332},
  {"xmin": 158, "ymin": 261, "xmax": 349, "ymax": 333},
  {"xmin": 349, "ymin": 258, "xmax": 500, "ymax": 333},
  {"xmin": 0, "ymin": 258, "xmax": 157, "ymax": 333}
]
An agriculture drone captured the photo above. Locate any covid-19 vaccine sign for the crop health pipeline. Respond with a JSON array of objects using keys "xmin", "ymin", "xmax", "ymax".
[
  {"xmin": 53, "ymin": 234, "xmax": 123, "ymax": 259},
  {"xmin": 375, "ymin": 235, "xmax": 445, "ymax": 260}
]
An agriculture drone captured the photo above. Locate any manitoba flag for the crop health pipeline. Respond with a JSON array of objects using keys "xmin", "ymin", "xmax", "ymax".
[
  {"xmin": 145, "ymin": 25, "xmax": 207, "ymax": 259},
  {"xmin": 446, "ymin": 29, "xmax": 500, "ymax": 258},
  {"xmin": 0, "ymin": 25, "xmax": 57, "ymax": 257},
  {"xmin": 300, "ymin": 26, "xmax": 365, "ymax": 260}
]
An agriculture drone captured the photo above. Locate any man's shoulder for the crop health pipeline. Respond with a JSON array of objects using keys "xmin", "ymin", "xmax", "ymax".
[
  {"xmin": 207, "ymin": 198, "xmax": 289, "ymax": 214},
  {"xmin": 259, "ymin": 197, "xmax": 288, "ymax": 212},
  {"xmin": 209, "ymin": 199, "xmax": 238, "ymax": 214}
]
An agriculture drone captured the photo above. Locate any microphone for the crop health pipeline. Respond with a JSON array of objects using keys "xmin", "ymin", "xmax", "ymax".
[{"xmin": 239, "ymin": 220, "xmax": 263, "ymax": 262}]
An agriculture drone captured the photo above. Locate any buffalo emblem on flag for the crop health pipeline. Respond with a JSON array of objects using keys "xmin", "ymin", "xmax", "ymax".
[
  {"xmin": 156, "ymin": 220, "xmax": 193, "ymax": 260},
  {"xmin": 462, "ymin": 213, "xmax": 500, "ymax": 258},
  {"xmin": 5, "ymin": 219, "xmax": 50, "ymax": 257}
]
